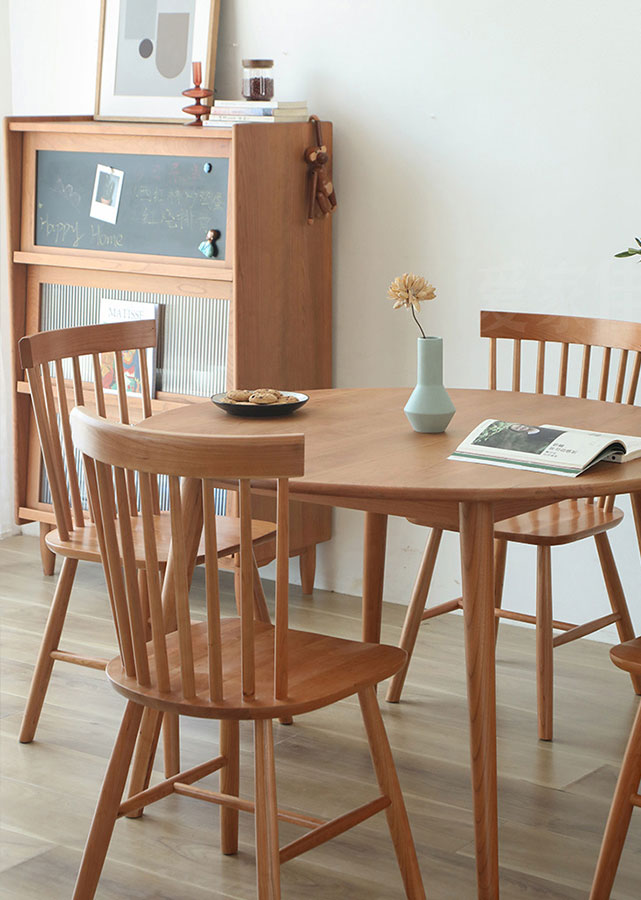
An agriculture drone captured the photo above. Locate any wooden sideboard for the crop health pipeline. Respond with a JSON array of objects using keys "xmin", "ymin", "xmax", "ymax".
[{"xmin": 4, "ymin": 116, "xmax": 333, "ymax": 590}]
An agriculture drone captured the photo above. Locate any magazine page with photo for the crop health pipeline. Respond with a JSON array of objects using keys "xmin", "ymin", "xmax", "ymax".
[
  {"xmin": 99, "ymin": 298, "xmax": 160, "ymax": 397},
  {"xmin": 450, "ymin": 419, "xmax": 641, "ymax": 477}
]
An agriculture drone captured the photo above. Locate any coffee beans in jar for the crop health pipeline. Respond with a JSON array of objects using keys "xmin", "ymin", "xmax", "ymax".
[{"xmin": 241, "ymin": 59, "xmax": 274, "ymax": 102}]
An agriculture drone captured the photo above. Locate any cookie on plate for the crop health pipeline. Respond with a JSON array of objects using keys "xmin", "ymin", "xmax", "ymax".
[
  {"xmin": 225, "ymin": 389, "xmax": 252, "ymax": 402},
  {"xmin": 248, "ymin": 389, "xmax": 281, "ymax": 405}
]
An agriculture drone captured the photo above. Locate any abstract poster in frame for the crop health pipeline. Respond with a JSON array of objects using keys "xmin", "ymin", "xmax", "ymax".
[{"xmin": 95, "ymin": 0, "xmax": 221, "ymax": 122}]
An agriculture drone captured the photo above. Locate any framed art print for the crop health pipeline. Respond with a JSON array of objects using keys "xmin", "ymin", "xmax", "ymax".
[{"xmin": 95, "ymin": 0, "xmax": 221, "ymax": 121}]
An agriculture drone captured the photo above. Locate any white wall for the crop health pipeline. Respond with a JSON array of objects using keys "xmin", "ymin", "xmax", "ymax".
[
  {"xmin": 0, "ymin": 0, "xmax": 15, "ymax": 537},
  {"xmin": 6, "ymin": 0, "xmax": 641, "ymax": 639}
]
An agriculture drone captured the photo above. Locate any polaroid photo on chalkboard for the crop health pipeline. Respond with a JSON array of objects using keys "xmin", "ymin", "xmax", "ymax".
[
  {"xmin": 90, "ymin": 164, "xmax": 125, "ymax": 225},
  {"xmin": 99, "ymin": 298, "xmax": 159, "ymax": 397}
]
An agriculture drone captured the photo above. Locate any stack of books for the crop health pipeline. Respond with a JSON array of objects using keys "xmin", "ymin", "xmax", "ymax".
[{"xmin": 203, "ymin": 100, "xmax": 308, "ymax": 126}]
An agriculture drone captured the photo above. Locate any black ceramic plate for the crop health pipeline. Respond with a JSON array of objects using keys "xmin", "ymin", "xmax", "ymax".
[{"xmin": 211, "ymin": 391, "xmax": 309, "ymax": 417}]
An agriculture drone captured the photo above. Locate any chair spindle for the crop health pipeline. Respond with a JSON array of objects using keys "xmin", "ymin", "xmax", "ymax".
[
  {"xmin": 239, "ymin": 478, "xmax": 256, "ymax": 698},
  {"xmin": 535, "ymin": 341, "xmax": 545, "ymax": 393},
  {"xmin": 203, "ymin": 478, "xmax": 224, "ymax": 702},
  {"xmin": 168, "ymin": 475, "xmax": 197, "ymax": 699},
  {"xmin": 558, "ymin": 342, "xmax": 569, "ymax": 396},
  {"xmin": 599, "ymin": 346, "xmax": 612, "ymax": 401},
  {"xmin": 54, "ymin": 359, "xmax": 85, "ymax": 528},
  {"xmin": 512, "ymin": 339, "xmax": 521, "ymax": 391},
  {"xmin": 580, "ymin": 344, "xmax": 591, "ymax": 398},
  {"xmin": 275, "ymin": 477, "xmax": 290, "ymax": 700}
]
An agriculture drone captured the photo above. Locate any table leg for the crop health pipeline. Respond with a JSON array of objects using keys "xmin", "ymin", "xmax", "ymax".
[
  {"xmin": 362, "ymin": 512, "xmax": 388, "ymax": 643},
  {"xmin": 459, "ymin": 501, "xmax": 499, "ymax": 900},
  {"xmin": 629, "ymin": 491, "xmax": 641, "ymax": 562}
]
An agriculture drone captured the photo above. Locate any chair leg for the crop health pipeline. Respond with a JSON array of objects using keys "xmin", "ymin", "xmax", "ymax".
[
  {"xmin": 72, "ymin": 701, "xmax": 143, "ymax": 900},
  {"xmin": 125, "ymin": 707, "xmax": 163, "ymax": 819},
  {"xmin": 493, "ymin": 538, "xmax": 508, "ymax": 645},
  {"xmin": 254, "ymin": 719, "xmax": 281, "ymax": 899},
  {"xmin": 590, "ymin": 700, "xmax": 641, "ymax": 899},
  {"xmin": 299, "ymin": 545, "xmax": 316, "ymax": 595},
  {"xmin": 39, "ymin": 522, "xmax": 56, "ymax": 576},
  {"xmin": 536, "ymin": 546, "xmax": 554, "ymax": 741},
  {"xmin": 386, "ymin": 528, "xmax": 442, "ymax": 704},
  {"xmin": 220, "ymin": 720, "xmax": 240, "ymax": 855},
  {"xmin": 359, "ymin": 686, "xmax": 426, "ymax": 899},
  {"xmin": 162, "ymin": 713, "xmax": 180, "ymax": 777},
  {"xmin": 594, "ymin": 532, "xmax": 641, "ymax": 695},
  {"xmin": 19, "ymin": 556, "xmax": 79, "ymax": 743}
]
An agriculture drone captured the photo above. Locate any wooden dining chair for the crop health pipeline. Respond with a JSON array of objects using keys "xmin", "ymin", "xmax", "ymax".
[
  {"xmin": 18, "ymin": 322, "xmax": 276, "ymax": 777},
  {"xmin": 68, "ymin": 407, "xmax": 425, "ymax": 900},
  {"xmin": 590, "ymin": 637, "xmax": 641, "ymax": 899},
  {"xmin": 387, "ymin": 311, "xmax": 641, "ymax": 741}
]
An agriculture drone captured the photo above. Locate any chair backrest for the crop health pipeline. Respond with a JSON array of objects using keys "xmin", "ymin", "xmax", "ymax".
[
  {"xmin": 70, "ymin": 406, "xmax": 305, "ymax": 703},
  {"xmin": 19, "ymin": 321, "xmax": 158, "ymax": 542},
  {"xmin": 481, "ymin": 311, "xmax": 641, "ymax": 401},
  {"xmin": 481, "ymin": 310, "xmax": 641, "ymax": 508}
]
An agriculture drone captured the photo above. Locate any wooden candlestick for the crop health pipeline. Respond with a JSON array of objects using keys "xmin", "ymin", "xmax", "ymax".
[{"xmin": 182, "ymin": 61, "xmax": 213, "ymax": 126}]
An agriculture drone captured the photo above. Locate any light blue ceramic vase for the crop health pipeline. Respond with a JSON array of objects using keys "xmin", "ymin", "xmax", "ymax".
[{"xmin": 404, "ymin": 336, "xmax": 455, "ymax": 433}]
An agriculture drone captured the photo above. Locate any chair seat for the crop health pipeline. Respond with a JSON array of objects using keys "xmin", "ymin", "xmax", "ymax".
[
  {"xmin": 46, "ymin": 514, "xmax": 276, "ymax": 566},
  {"xmin": 610, "ymin": 638, "xmax": 641, "ymax": 677},
  {"xmin": 106, "ymin": 619, "xmax": 407, "ymax": 720},
  {"xmin": 493, "ymin": 499, "xmax": 623, "ymax": 546}
]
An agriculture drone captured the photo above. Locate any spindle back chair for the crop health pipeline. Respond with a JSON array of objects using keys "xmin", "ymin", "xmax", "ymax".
[
  {"xmin": 17, "ymin": 322, "xmax": 276, "ymax": 770},
  {"xmin": 484, "ymin": 310, "xmax": 641, "ymax": 512},
  {"xmin": 21, "ymin": 320, "xmax": 159, "ymax": 548},
  {"xmin": 590, "ymin": 636, "xmax": 641, "ymax": 899},
  {"xmin": 387, "ymin": 312, "xmax": 641, "ymax": 741},
  {"xmin": 69, "ymin": 407, "xmax": 425, "ymax": 900}
]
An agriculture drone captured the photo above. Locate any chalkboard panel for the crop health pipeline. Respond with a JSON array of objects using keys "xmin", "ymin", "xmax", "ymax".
[{"xmin": 35, "ymin": 150, "xmax": 229, "ymax": 260}]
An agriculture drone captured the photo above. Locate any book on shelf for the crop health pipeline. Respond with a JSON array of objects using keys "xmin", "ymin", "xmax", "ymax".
[
  {"xmin": 208, "ymin": 106, "xmax": 308, "ymax": 118},
  {"xmin": 98, "ymin": 298, "xmax": 159, "ymax": 398},
  {"xmin": 449, "ymin": 419, "xmax": 641, "ymax": 477},
  {"xmin": 213, "ymin": 99, "xmax": 307, "ymax": 108},
  {"xmin": 204, "ymin": 114, "xmax": 309, "ymax": 125}
]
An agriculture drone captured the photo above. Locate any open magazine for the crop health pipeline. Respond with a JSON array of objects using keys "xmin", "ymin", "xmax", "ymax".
[{"xmin": 449, "ymin": 420, "xmax": 641, "ymax": 477}]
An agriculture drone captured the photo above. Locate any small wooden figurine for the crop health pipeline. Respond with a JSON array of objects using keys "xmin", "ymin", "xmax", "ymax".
[
  {"xmin": 198, "ymin": 227, "xmax": 221, "ymax": 258},
  {"xmin": 182, "ymin": 61, "xmax": 213, "ymax": 126},
  {"xmin": 304, "ymin": 115, "xmax": 337, "ymax": 224}
]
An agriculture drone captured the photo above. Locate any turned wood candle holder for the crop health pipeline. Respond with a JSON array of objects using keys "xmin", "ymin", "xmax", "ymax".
[{"xmin": 182, "ymin": 61, "xmax": 213, "ymax": 126}]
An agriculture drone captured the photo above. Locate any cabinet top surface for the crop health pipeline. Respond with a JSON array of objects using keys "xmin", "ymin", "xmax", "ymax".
[{"xmin": 7, "ymin": 116, "xmax": 233, "ymax": 139}]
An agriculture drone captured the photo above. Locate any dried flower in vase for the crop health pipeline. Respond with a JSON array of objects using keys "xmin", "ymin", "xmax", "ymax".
[{"xmin": 387, "ymin": 273, "xmax": 436, "ymax": 338}]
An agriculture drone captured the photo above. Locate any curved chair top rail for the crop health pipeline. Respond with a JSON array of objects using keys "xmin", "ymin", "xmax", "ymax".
[
  {"xmin": 19, "ymin": 320, "xmax": 157, "ymax": 369},
  {"xmin": 481, "ymin": 310, "xmax": 641, "ymax": 404},
  {"xmin": 481, "ymin": 311, "xmax": 641, "ymax": 354},
  {"xmin": 70, "ymin": 407, "xmax": 305, "ymax": 480}
]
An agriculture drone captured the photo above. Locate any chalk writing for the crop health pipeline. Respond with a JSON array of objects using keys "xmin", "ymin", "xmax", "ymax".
[
  {"xmin": 51, "ymin": 177, "xmax": 81, "ymax": 208},
  {"xmin": 38, "ymin": 214, "xmax": 84, "ymax": 247},
  {"xmin": 132, "ymin": 185, "xmax": 224, "ymax": 210},
  {"xmin": 90, "ymin": 223, "xmax": 124, "ymax": 248}
]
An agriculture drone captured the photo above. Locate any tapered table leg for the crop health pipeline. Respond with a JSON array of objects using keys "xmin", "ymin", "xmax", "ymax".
[
  {"xmin": 459, "ymin": 501, "xmax": 499, "ymax": 900},
  {"xmin": 361, "ymin": 512, "xmax": 388, "ymax": 644}
]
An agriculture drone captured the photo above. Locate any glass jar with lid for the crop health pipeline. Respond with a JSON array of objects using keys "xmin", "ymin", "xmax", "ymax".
[{"xmin": 241, "ymin": 59, "xmax": 274, "ymax": 102}]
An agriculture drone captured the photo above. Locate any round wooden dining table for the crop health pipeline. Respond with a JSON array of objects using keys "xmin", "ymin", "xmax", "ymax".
[{"xmin": 140, "ymin": 387, "xmax": 641, "ymax": 900}]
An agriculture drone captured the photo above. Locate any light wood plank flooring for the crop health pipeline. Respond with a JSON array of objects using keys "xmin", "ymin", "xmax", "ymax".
[{"xmin": 1, "ymin": 534, "xmax": 640, "ymax": 899}]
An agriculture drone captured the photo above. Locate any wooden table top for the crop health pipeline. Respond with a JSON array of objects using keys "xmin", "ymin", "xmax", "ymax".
[{"xmin": 140, "ymin": 388, "xmax": 641, "ymax": 509}]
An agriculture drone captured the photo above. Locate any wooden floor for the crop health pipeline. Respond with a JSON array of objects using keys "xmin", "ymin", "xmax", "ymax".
[{"xmin": 1, "ymin": 535, "xmax": 640, "ymax": 899}]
